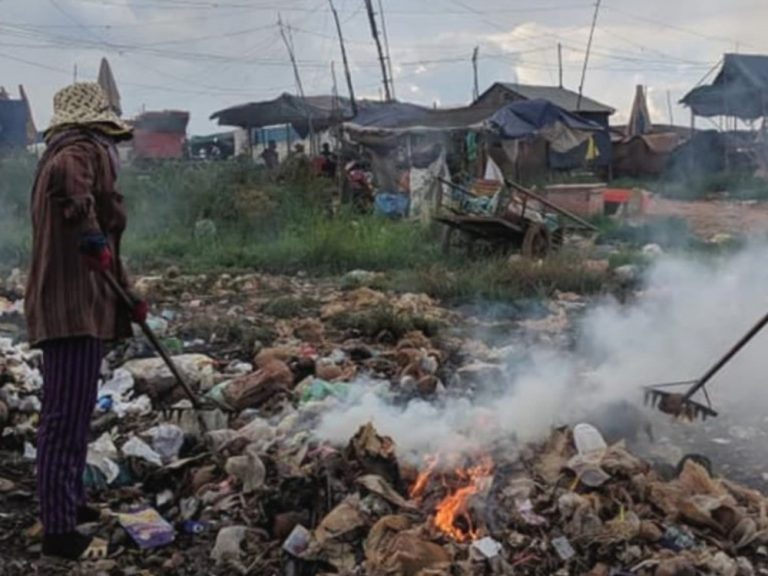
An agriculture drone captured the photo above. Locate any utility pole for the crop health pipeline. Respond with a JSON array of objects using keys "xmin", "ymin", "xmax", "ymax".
[
  {"xmin": 667, "ymin": 90, "xmax": 675, "ymax": 125},
  {"xmin": 73, "ymin": 63, "xmax": 78, "ymax": 83},
  {"xmin": 558, "ymin": 43, "xmax": 563, "ymax": 88},
  {"xmin": 328, "ymin": 0, "xmax": 357, "ymax": 116},
  {"xmin": 279, "ymin": 15, "xmax": 316, "ymax": 153},
  {"xmin": 577, "ymin": 0, "xmax": 602, "ymax": 111},
  {"xmin": 364, "ymin": 0, "xmax": 392, "ymax": 101},
  {"xmin": 377, "ymin": 0, "xmax": 395, "ymax": 99},
  {"xmin": 472, "ymin": 46, "xmax": 479, "ymax": 101}
]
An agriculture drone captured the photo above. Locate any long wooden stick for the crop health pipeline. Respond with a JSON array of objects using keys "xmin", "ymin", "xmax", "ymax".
[
  {"xmin": 100, "ymin": 270, "xmax": 202, "ymax": 410},
  {"xmin": 505, "ymin": 179, "xmax": 598, "ymax": 232}
]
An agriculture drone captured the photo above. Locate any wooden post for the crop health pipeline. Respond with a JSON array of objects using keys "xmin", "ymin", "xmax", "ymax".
[
  {"xmin": 577, "ymin": 0, "xmax": 602, "ymax": 111},
  {"xmin": 329, "ymin": 0, "xmax": 358, "ymax": 116},
  {"xmin": 364, "ymin": 0, "xmax": 392, "ymax": 101}
]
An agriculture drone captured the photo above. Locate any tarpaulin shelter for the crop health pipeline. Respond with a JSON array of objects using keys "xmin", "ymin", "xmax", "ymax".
[
  {"xmin": 343, "ymin": 102, "xmax": 491, "ymax": 146},
  {"xmin": 612, "ymin": 86, "xmax": 684, "ymax": 177},
  {"xmin": 210, "ymin": 93, "xmax": 354, "ymax": 137},
  {"xmin": 487, "ymin": 99, "xmax": 602, "ymax": 143},
  {"xmin": 682, "ymin": 54, "xmax": 768, "ymax": 119},
  {"xmin": 612, "ymin": 132, "xmax": 684, "ymax": 177},
  {"xmin": 474, "ymin": 83, "xmax": 615, "ymax": 168},
  {"xmin": 0, "ymin": 85, "xmax": 36, "ymax": 149}
]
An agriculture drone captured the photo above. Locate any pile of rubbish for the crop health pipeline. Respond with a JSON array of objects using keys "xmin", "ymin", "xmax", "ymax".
[{"xmin": 1, "ymin": 268, "xmax": 767, "ymax": 575}]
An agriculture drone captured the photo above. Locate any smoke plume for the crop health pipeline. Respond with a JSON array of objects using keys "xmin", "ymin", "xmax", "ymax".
[{"xmin": 315, "ymin": 243, "xmax": 768, "ymax": 459}]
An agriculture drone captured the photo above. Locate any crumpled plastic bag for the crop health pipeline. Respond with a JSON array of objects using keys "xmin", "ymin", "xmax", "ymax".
[
  {"xmin": 210, "ymin": 525, "xmax": 248, "ymax": 564},
  {"xmin": 122, "ymin": 435, "xmax": 163, "ymax": 467},
  {"xmin": 87, "ymin": 432, "xmax": 121, "ymax": 484},
  {"xmin": 146, "ymin": 424, "xmax": 185, "ymax": 464},
  {"xmin": 225, "ymin": 444, "xmax": 266, "ymax": 494}
]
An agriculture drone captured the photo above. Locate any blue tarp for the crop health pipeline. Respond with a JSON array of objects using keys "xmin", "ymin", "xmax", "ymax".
[
  {"xmin": 374, "ymin": 192, "xmax": 410, "ymax": 219},
  {"xmin": 682, "ymin": 53, "xmax": 768, "ymax": 119},
  {"xmin": 488, "ymin": 99, "xmax": 603, "ymax": 139},
  {"xmin": 0, "ymin": 100, "xmax": 29, "ymax": 148}
]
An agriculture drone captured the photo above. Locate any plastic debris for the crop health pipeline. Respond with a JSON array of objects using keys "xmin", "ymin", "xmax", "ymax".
[
  {"xmin": 181, "ymin": 520, "xmax": 209, "ymax": 535},
  {"xmin": 118, "ymin": 506, "xmax": 176, "ymax": 550},
  {"xmin": 87, "ymin": 432, "xmax": 121, "ymax": 485},
  {"xmin": 146, "ymin": 424, "xmax": 185, "ymax": 464},
  {"xmin": 282, "ymin": 524, "xmax": 311, "ymax": 557},
  {"xmin": 210, "ymin": 525, "xmax": 248, "ymax": 564},
  {"xmin": 122, "ymin": 435, "xmax": 163, "ymax": 466},
  {"xmin": 472, "ymin": 536, "xmax": 502, "ymax": 559},
  {"xmin": 552, "ymin": 536, "xmax": 576, "ymax": 561}
]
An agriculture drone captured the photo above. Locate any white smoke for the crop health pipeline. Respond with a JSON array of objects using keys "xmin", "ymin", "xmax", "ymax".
[{"xmin": 315, "ymin": 243, "xmax": 768, "ymax": 458}]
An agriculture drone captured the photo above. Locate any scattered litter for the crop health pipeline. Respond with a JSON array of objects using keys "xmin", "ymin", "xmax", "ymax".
[
  {"xmin": 146, "ymin": 424, "xmax": 185, "ymax": 463},
  {"xmin": 87, "ymin": 432, "xmax": 121, "ymax": 484},
  {"xmin": 551, "ymin": 535, "xmax": 576, "ymax": 561},
  {"xmin": 181, "ymin": 520, "xmax": 209, "ymax": 535},
  {"xmin": 472, "ymin": 536, "xmax": 502, "ymax": 559},
  {"xmin": 210, "ymin": 525, "xmax": 248, "ymax": 563},
  {"xmin": 118, "ymin": 506, "xmax": 176, "ymax": 550},
  {"xmin": 122, "ymin": 435, "xmax": 163, "ymax": 466},
  {"xmin": 282, "ymin": 524, "xmax": 311, "ymax": 557},
  {"xmin": 22, "ymin": 442, "xmax": 36, "ymax": 460}
]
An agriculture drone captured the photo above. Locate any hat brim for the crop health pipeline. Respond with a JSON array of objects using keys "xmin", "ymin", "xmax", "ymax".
[{"xmin": 47, "ymin": 108, "xmax": 132, "ymax": 135}]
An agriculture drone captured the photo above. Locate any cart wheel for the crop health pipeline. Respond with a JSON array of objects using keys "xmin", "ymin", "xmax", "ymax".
[{"xmin": 522, "ymin": 224, "xmax": 552, "ymax": 259}]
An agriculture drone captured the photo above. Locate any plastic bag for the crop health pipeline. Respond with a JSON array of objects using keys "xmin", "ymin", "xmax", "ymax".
[
  {"xmin": 122, "ymin": 435, "xmax": 163, "ymax": 466},
  {"xmin": 146, "ymin": 424, "xmax": 185, "ymax": 464},
  {"xmin": 87, "ymin": 432, "xmax": 121, "ymax": 484}
]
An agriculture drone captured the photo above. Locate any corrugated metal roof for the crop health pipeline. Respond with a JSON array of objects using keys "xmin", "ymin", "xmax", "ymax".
[{"xmin": 491, "ymin": 83, "xmax": 615, "ymax": 115}]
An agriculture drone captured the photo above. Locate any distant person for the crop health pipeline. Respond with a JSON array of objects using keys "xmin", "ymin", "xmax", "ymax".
[
  {"xmin": 260, "ymin": 139, "xmax": 279, "ymax": 169},
  {"xmin": 25, "ymin": 82, "xmax": 147, "ymax": 560},
  {"xmin": 320, "ymin": 142, "xmax": 338, "ymax": 178}
]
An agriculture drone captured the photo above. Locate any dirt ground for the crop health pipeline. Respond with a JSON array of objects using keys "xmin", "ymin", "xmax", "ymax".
[{"xmin": 647, "ymin": 197, "xmax": 768, "ymax": 238}]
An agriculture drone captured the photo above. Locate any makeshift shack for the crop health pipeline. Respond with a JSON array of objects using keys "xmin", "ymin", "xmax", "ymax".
[
  {"xmin": 211, "ymin": 93, "xmax": 353, "ymax": 139},
  {"xmin": 474, "ymin": 82, "xmax": 615, "ymax": 169},
  {"xmin": 0, "ymin": 86, "xmax": 36, "ymax": 149},
  {"xmin": 342, "ymin": 99, "xmax": 604, "ymax": 220},
  {"xmin": 682, "ymin": 54, "xmax": 768, "ymax": 175},
  {"xmin": 132, "ymin": 110, "xmax": 190, "ymax": 160},
  {"xmin": 611, "ymin": 86, "xmax": 686, "ymax": 177}
]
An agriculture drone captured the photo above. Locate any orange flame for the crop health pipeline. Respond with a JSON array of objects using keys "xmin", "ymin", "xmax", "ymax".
[
  {"xmin": 409, "ymin": 455, "xmax": 439, "ymax": 499},
  {"xmin": 410, "ymin": 454, "xmax": 494, "ymax": 542}
]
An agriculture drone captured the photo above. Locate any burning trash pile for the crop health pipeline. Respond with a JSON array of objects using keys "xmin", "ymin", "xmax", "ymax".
[{"xmin": 1, "ymin": 267, "xmax": 768, "ymax": 575}]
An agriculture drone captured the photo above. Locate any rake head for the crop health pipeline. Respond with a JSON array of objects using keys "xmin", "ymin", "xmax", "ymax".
[{"xmin": 644, "ymin": 386, "xmax": 718, "ymax": 421}]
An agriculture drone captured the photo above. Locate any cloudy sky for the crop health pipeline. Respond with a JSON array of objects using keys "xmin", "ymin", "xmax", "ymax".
[{"xmin": 1, "ymin": 0, "xmax": 766, "ymax": 134}]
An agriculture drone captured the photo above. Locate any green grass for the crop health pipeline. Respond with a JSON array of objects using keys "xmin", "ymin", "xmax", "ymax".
[
  {"xmin": 387, "ymin": 252, "xmax": 611, "ymax": 303},
  {"xmin": 1, "ymin": 155, "xmax": 615, "ymax": 304}
]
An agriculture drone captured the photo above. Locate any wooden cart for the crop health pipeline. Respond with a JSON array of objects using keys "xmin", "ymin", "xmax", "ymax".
[{"xmin": 435, "ymin": 178, "xmax": 598, "ymax": 258}]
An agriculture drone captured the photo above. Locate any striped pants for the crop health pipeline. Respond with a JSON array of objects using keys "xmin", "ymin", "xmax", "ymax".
[{"xmin": 37, "ymin": 337, "xmax": 103, "ymax": 535}]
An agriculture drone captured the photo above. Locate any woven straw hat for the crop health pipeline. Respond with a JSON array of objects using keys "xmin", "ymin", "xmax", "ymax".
[{"xmin": 47, "ymin": 82, "xmax": 132, "ymax": 134}]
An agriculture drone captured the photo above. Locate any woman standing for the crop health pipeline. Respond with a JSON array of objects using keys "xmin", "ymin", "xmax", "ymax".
[{"xmin": 25, "ymin": 82, "xmax": 147, "ymax": 560}]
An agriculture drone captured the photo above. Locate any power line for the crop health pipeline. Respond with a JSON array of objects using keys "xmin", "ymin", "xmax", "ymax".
[{"xmin": 602, "ymin": 5, "xmax": 761, "ymax": 50}]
